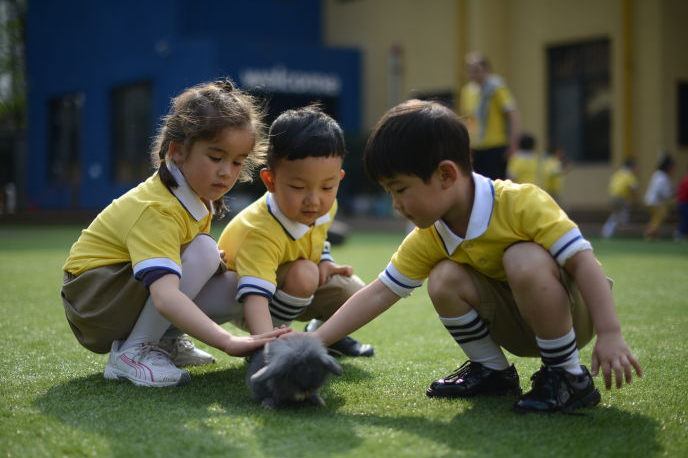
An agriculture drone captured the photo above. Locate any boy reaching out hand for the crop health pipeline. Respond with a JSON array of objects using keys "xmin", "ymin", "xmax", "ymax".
[{"xmin": 304, "ymin": 99, "xmax": 642, "ymax": 413}]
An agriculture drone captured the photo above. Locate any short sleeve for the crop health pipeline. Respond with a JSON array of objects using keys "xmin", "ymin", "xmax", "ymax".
[
  {"xmin": 233, "ymin": 228, "xmax": 284, "ymax": 301},
  {"xmin": 509, "ymin": 185, "xmax": 591, "ymax": 265},
  {"xmin": 379, "ymin": 229, "xmax": 445, "ymax": 297},
  {"xmin": 126, "ymin": 207, "xmax": 186, "ymax": 279}
]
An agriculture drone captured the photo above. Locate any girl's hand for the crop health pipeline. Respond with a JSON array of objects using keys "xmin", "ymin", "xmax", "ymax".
[
  {"xmin": 318, "ymin": 261, "xmax": 353, "ymax": 286},
  {"xmin": 591, "ymin": 331, "xmax": 643, "ymax": 389},
  {"xmin": 224, "ymin": 327, "xmax": 291, "ymax": 357},
  {"xmin": 219, "ymin": 249, "xmax": 227, "ymax": 264}
]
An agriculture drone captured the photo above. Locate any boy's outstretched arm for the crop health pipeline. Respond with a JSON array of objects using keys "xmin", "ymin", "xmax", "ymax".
[
  {"xmin": 315, "ymin": 279, "xmax": 400, "ymax": 346},
  {"xmin": 564, "ymin": 250, "xmax": 643, "ymax": 389}
]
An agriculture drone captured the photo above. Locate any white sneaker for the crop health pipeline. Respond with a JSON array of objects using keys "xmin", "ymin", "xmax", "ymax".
[
  {"xmin": 104, "ymin": 341, "xmax": 191, "ymax": 387},
  {"xmin": 158, "ymin": 334, "xmax": 216, "ymax": 367},
  {"xmin": 305, "ymin": 319, "xmax": 323, "ymax": 333}
]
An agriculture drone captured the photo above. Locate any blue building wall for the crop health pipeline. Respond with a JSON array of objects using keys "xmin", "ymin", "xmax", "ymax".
[{"xmin": 26, "ymin": 0, "xmax": 361, "ymax": 210}]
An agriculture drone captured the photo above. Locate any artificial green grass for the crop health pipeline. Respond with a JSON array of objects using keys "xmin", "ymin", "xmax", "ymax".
[{"xmin": 1, "ymin": 225, "xmax": 686, "ymax": 458}]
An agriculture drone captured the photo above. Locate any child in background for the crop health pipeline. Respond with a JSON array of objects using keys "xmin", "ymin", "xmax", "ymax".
[
  {"xmin": 541, "ymin": 143, "xmax": 566, "ymax": 203},
  {"xmin": 302, "ymin": 100, "xmax": 641, "ymax": 414},
  {"xmin": 601, "ymin": 158, "xmax": 638, "ymax": 239},
  {"xmin": 506, "ymin": 133, "xmax": 538, "ymax": 185},
  {"xmin": 61, "ymin": 79, "xmax": 288, "ymax": 387},
  {"xmin": 218, "ymin": 105, "xmax": 373, "ymax": 357},
  {"xmin": 675, "ymin": 166, "xmax": 688, "ymax": 240},
  {"xmin": 644, "ymin": 155, "xmax": 675, "ymax": 239}
]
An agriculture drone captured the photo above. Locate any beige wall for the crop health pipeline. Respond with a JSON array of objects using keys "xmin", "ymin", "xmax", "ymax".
[
  {"xmin": 628, "ymin": 0, "xmax": 687, "ymax": 196},
  {"xmin": 634, "ymin": 0, "xmax": 663, "ymax": 191},
  {"xmin": 323, "ymin": 0, "xmax": 458, "ymax": 128},
  {"xmin": 503, "ymin": 0, "xmax": 623, "ymax": 208},
  {"xmin": 324, "ymin": 0, "xmax": 687, "ymax": 209},
  {"xmin": 661, "ymin": 0, "xmax": 688, "ymax": 176}
]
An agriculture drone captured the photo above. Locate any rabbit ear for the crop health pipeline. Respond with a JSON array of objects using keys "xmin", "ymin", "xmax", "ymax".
[
  {"xmin": 323, "ymin": 355, "xmax": 343, "ymax": 376},
  {"xmin": 251, "ymin": 363, "xmax": 277, "ymax": 383}
]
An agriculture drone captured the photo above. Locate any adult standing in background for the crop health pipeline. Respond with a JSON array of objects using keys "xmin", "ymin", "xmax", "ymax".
[{"xmin": 459, "ymin": 52, "xmax": 520, "ymax": 180}]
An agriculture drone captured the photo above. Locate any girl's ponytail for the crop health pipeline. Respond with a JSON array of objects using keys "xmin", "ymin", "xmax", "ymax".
[{"xmin": 151, "ymin": 124, "xmax": 179, "ymax": 189}]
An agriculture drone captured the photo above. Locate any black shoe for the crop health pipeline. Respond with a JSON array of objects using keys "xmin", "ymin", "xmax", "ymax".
[
  {"xmin": 513, "ymin": 365, "xmax": 601, "ymax": 414},
  {"xmin": 327, "ymin": 336, "xmax": 375, "ymax": 357},
  {"xmin": 426, "ymin": 361, "xmax": 522, "ymax": 398}
]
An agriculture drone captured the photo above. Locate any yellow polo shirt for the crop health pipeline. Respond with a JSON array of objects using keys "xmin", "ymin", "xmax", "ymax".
[
  {"xmin": 460, "ymin": 75, "xmax": 516, "ymax": 149},
  {"xmin": 63, "ymin": 164, "xmax": 212, "ymax": 280},
  {"xmin": 218, "ymin": 193, "xmax": 336, "ymax": 302},
  {"xmin": 542, "ymin": 156, "xmax": 564, "ymax": 197},
  {"xmin": 379, "ymin": 173, "xmax": 592, "ymax": 297},
  {"xmin": 608, "ymin": 168, "xmax": 638, "ymax": 200},
  {"xmin": 506, "ymin": 151, "xmax": 539, "ymax": 185}
]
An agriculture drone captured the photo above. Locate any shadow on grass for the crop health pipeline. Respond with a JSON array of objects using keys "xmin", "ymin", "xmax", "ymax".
[{"xmin": 36, "ymin": 365, "xmax": 660, "ymax": 458}]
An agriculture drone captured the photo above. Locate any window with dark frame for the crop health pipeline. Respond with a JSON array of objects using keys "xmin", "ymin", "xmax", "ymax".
[
  {"xmin": 111, "ymin": 81, "xmax": 153, "ymax": 183},
  {"xmin": 48, "ymin": 93, "xmax": 82, "ymax": 186},
  {"xmin": 547, "ymin": 39, "xmax": 611, "ymax": 162}
]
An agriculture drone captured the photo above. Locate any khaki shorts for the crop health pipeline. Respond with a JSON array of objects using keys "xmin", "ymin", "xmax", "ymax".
[
  {"xmin": 62, "ymin": 237, "xmax": 226, "ymax": 353},
  {"xmin": 465, "ymin": 265, "xmax": 600, "ymax": 357},
  {"xmin": 61, "ymin": 263, "xmax": 149, "ymax": 354},
  {"xmin": 229, "ymin": 263, "xmax": 365, "ymax": 331}
]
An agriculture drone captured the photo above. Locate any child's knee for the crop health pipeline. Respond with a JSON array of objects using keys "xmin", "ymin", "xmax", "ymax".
[
  {"xmin": 282, "ymin": 259, "xmax": 319, "ymax": 297},
  {"xmin": 503, "ymin": 242, "xmax": 558, "ymax": 285},
  {"xmin": 428, "ymin": 260, "xmax": 475, "ymax": 303},
  {"xmin": 181, "ymin": 234, "xmax": 222, "ymax": 277}
]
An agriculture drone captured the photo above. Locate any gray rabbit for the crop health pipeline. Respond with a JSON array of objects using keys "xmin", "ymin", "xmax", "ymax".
[{"xmin": 247, "ymin": 335, "xmax": 343, "ymax": 409}]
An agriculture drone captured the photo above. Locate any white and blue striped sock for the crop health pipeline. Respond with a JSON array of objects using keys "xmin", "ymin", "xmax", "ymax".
[
  {"xmin": 269, "ymin": 289, "xmax": 313, "ymax": 327},
  {"xmin": 536, "ymin": 328, "xmax": 583, "ymax": 375},
  {"xmin": 439, "ymin": 309, "xmax": 509, "ymax": 370}
]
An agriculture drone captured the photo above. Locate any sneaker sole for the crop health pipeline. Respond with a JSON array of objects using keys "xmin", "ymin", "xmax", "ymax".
[
  {"xmin": 426, "ymin": 386, "xmax": 522, "ymax": 398},
  {"xmin": 172, "ymin": 356, "xmax": 216, "ymax": 367},
  {"xmin": 104, "ymin": 366, "xmax": 191, "ymax": 387},
  {"xmin": 512, "ymin": 388, "xmax": 601, "ymax": 414},
  {"xmin": 327, "ymin": 347, "xmax": 375, "ymax": 358},
  {"xmin": 561, "ymin": 388, "xmax": 601, "ymax": 413}
]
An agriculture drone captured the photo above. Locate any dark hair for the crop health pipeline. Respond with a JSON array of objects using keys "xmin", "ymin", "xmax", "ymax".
[
  {"xmin": 150, "ymin": 78, "xmax": 267, "ymax": 216},
  {"xmin": 364, "ymin": 99, "xmax": 471, "ymax": 183},
  {"xmin": 657, "ymin": 154, "xmax": 675, "ymax": 172},
  {"xmin": 266, "ymin": 104, "xmax": 346, "ymax": 170},
  {"xmin": 519, "ymin": 132, "xmax": 536, "ymax": 151}
]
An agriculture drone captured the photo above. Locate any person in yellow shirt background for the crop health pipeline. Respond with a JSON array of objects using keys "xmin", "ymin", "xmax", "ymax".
[
  {"xmin": 541, "ymin": 143, "xmax": 567, "ymax": 204},
  {"xmin": 460, "ymin": 52, "xmax": 520, "ymax": 180},
  {"xmin": 506, "ymin": 133, "xmax": 538, "ymax": 185},
  {"xmin": 601, "ymin": 159, "xmax": 639, "ymax": 239},
  {"xmin": 506, "ymin": 134, "xmax": 567, "ymax": 206}
]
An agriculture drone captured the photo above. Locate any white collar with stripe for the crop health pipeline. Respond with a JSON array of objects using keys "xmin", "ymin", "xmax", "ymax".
[
  {"xmin": 266, "ymin": 192, "xmax": 331, "ymax": 241},
  {"xmin": 166, "ymin": 161, "xmax": 212, "ymax": 222},
  {"xmin": 434, "ymin": 172, "xmax": 494, "ymax": 255}
]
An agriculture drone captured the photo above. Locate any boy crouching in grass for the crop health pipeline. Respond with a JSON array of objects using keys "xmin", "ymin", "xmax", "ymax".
[
  {"xmin": 218, "ymin": 105, "xmax": 374, "ymax": 358},
  {"xmin": 304, "ymin": 99, "xmax": 642, "ymax": 413}
]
